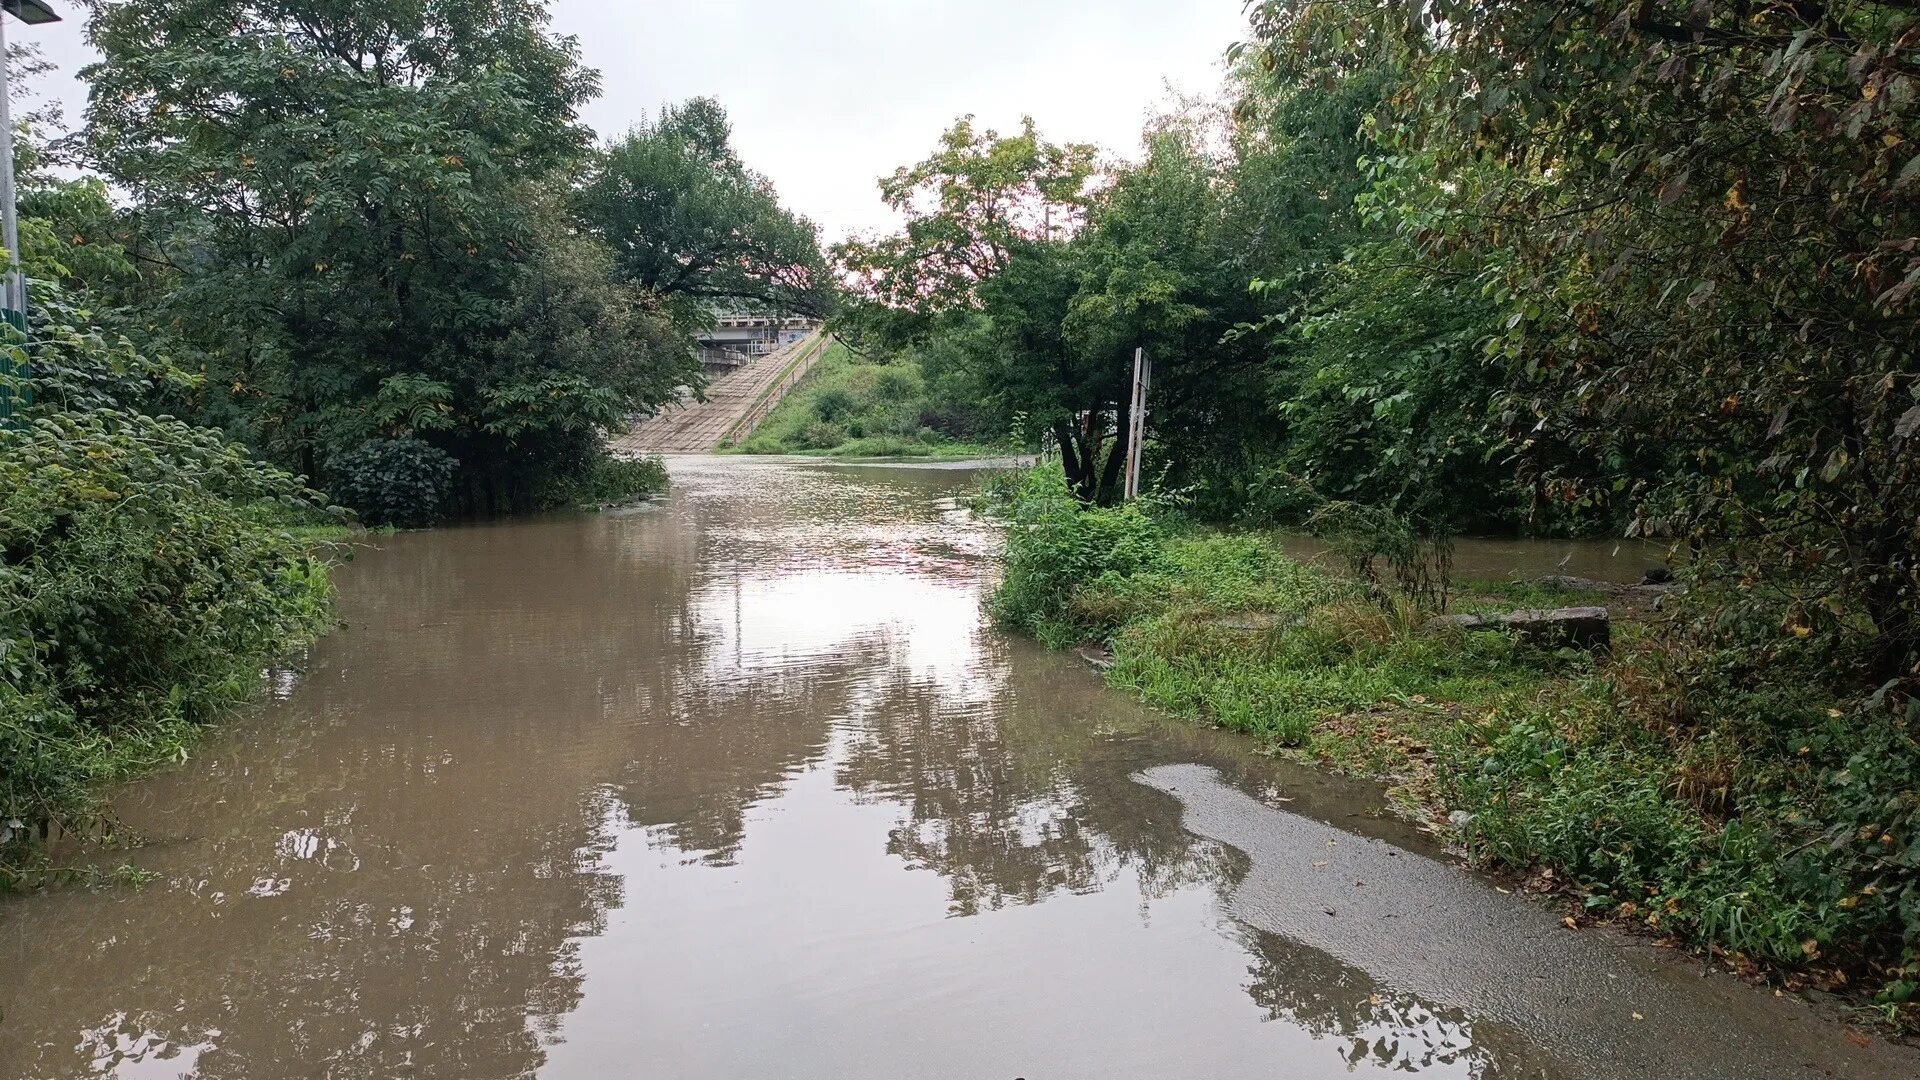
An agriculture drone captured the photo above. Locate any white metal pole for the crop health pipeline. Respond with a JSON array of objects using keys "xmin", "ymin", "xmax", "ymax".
[
  {"xmin": 1125, "ymin": 348, "xmax": 1143, "ymax": 500},
  {"xmin": 0, "ymin": 12, "xmax": 21, "ymax": 320},
  {"xmin": 1126, "ymin": 349, "xmax": 1150, "ymax": 500}
]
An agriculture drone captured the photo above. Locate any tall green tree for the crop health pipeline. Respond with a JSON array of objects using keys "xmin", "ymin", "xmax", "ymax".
[
  {"xmin": 81, "ymin": 0, "xmax": 691, "ymax": 514},
  {"xmin": 834, "ymin": 117, "xmax": 1124, "ymax": 495},
  {"xmin": 836, "ymin": 86, "xmax": 1496, "ymax": 514},
  {"xmin": 579, "ymin": 97, "xmax": 831, "ymax": 319},
  {"xmin": 1250, "ymin": 0, "xmax": 1920, "ymax": 676}
]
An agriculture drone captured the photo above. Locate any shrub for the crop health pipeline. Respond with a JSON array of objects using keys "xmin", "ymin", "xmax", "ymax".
[
  {"xmin": 798, "ymin": 420, "xmax": 847, "ymax": 450},
  {"xmin": 988, "ymin": 468, "xmax": 1164, "ymax": 647},
  {"xmin": 1437, "ymin": 662, "xmax": 1920, "ymax": 1006},
  {"xmin": 1, "ymin": 409, "xmax": 333, "ymax": 869},
  {"xmin": 1307, "ymin": 500, "xmax": 1453, "ymax": 614},
  {"xmin": 570, "ymin": 453, "xmax": 668, "ymax": 507},
  {"xmin": 328, "ymin": 437, "xmax": 459, "ymax": 527},
  {"xmin": 870, "ymin": 363, "xmax": 922, "ymax": 402},
  {"xmin": 811, "ymin": 385, "xmax": 858, "ymax": 423}
]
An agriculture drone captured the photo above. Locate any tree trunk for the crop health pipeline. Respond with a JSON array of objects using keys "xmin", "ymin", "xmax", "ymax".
[
  {"xmin": 1076, "ymin": 412, "xmax": 1104, "ymax": 501},
  {"xmin": 1054, "ymin": 419, "xmax": 1085, "ymax": 491},
  {"xmin": 1097, "ymin": 399, "xmax": 1131, "ymax": 506}
]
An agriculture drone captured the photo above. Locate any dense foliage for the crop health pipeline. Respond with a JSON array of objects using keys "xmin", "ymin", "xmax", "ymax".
[
  {"xmin": 580, "ymin": 98, "xmax": 833, "ymax": 319},
  {"xmin": 990, "ymin": 468, "xmax": 1920, "ymax": 1020},
  {"xmin": 836, "ymin": 72, "xmax": 1515, "ymax": 523},
  {"xmin": 737, "ymin": 340, "xmax": 997, "ymax": 457},
  {"xmin": 79, "ymin": 0, "xmax": 667, "ymax": 516},
  {"xmin": 1246, "ymin": 1, "xmax": 1920, "ymax": 675},
  {"xmin": 327, "ymin": 437, "xmax": 459, "ymax": 529},
  {"xmin": 2, "ymin": 316, "xmax": 332, "ymax": 874},
  {"xmin": 70, "ymin": 1, "xmax": 817, "ymax": 524}
]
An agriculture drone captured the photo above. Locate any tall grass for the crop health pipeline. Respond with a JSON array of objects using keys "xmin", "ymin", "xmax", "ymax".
[
  {"xmin": 987, "ymin": 466, "xmax": 1920, "ymax": 1020},
  {"xmin": 736, "ymin": 342, "xmax": 1004, "ymax": 457}
]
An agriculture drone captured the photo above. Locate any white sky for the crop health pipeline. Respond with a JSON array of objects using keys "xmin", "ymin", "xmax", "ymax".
[{"xmin": 14, "ymin": 0, "xmax": 1248, "ymax": 241}]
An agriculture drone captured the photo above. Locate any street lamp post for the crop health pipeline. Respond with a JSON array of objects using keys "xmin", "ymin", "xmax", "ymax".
[
  {"xmin": 0, "ymin": 0, "xmax": 60, "ymax": 328},
  {"xmin": 0, "ymin": 0, "xmax": 57, "ymax": 422}
]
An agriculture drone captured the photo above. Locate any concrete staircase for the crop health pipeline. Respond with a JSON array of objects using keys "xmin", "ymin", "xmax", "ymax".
[{"xmin": 613, "ymin": 332, "xmax": 829, "ymax": 454}]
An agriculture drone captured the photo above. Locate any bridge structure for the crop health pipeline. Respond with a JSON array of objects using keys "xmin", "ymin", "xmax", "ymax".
[
  {"xmin": 697, "ymin": 314, "xmax": 815, "ymax": 368},
  {"xmin": 613, "ymin": 330, "xmax": 832, "ymax": 454}
]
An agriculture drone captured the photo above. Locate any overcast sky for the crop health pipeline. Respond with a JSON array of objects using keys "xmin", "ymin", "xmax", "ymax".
[{"xmin": 13, "ymin": 0, "xmax": 1248, "ymax": 241}]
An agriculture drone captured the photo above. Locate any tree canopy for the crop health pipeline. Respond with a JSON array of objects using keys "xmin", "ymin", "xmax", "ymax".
[
  {"xmin": 1247, "ymin": 0, "xmax": 1920, "ymax": 676},
  {"xmin": 580, "ymin": 97, "xmax": 832, "ymax": 318},
  {"xmin": 64, "ymin": 1, "xmax": 823, "ymax": 518}
]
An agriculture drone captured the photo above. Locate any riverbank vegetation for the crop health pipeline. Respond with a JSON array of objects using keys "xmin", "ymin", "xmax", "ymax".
[
  {"xmin": 736, "ymin": 340, "xmax": 1006, "ymax": 457},
  {"xmin": 992, "ymin": 468, "xmax": 1920, "ymax": 1025},
  {"xmin": 2, "ymin": 302, "xmax": 335, "ymax": 885},
  {"xmin": 3, "ymin": 1, "xmax": 821, "ymax": 881},
  {"xmin": 833, "ymin": 2, "xmax": 1920, "ymax": 1021}
]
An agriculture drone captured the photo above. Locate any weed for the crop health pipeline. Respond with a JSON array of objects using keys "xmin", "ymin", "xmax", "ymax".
[
  {"xmin": 736, "ymin": 342, "xmax": 1012, "ymax": 458},
  {"xmin": 986, "ymin": 465, "xmax": 1920, "ymax": 1022}
]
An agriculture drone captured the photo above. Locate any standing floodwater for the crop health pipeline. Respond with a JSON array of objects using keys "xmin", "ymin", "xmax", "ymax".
[{"xmin": 0, "ymin": 458, "xmax": 1910, "ymax": 1079}]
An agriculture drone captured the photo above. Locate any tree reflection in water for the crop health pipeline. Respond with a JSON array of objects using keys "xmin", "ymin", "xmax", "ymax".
[{"xmin": 0, "ymin": 461, "xmax": 1538, "ymax": 1079}]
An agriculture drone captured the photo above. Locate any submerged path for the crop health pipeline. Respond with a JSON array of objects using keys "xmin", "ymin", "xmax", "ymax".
[
  {"xmin": 0, "ymin": 456, "xmax": 1913, "ymax": 1079},
  {"xmin": 612, "ymin": 331, "xmax": 828, "ymax": 453}
]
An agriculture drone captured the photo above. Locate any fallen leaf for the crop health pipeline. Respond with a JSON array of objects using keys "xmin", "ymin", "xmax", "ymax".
[
  {"xmin": 1631, "ymin": 1012, "xmax": 1644, "ymax": 1021},
  {"xmin": 1562, "ymin": 916, "xmax": 1578, "ymax": 929}
]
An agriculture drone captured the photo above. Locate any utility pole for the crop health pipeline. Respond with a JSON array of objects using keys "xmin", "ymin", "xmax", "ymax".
[
  {"xmin": 1123, "ymin": 347, "xmax": 1151, "ymax": 501},
  {"xmin": 0, "ymin": 0, "xmax": 60, "ymax": 423}
]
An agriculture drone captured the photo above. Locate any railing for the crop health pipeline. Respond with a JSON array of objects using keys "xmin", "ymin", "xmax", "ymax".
[{"xmin": 721, "ymin": 333, "xmax": 832, "ymax": 446}]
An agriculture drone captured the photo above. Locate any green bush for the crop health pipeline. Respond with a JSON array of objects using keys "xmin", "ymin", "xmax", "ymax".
[
  {"xmin": 1437, "ymin": 665, "xmax": 1920, "ymax": 1003},
  {"xmin": 812, "ymin": 385, "xmax": 858, "ymax": 423},
  {"xmin": 988, "ymin": 468, "xmax": 1166, "ymax": 647},
  {"xmin": 569, "ymin": 453, "xmax": 668, "ymax": 507},
  {"xmin": 870, "ymin": 363, "xmax": 921, "ymax": 402},
  {"xmin": 1, "ymin": 409, "xmax": 334, "ymax": 869},
  {"xmin": 328, "ymin": 437, "xmax": 459, "ymax": 527},
  {"xmin": 739, "ymin": 341, "xmax": 1005, "ymax": 457},
  {"xmin": 797, "ymin": 420, "xmax": 847, "ymax": 450}
]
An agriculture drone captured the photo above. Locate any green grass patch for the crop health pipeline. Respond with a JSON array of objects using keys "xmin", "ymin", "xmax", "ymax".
[
  {"xmin": 987, "ymin": 467, "xmax": 1920, "ymax": 1024},
  {"xmin": 733, "ymin": 341, "xmax": 1013, "ymax": 458}
]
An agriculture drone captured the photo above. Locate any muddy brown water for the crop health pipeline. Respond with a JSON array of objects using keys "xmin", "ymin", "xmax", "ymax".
[{"xmin": 1, "ymin": 456, "xmax": 1910, "ymax": 1079}]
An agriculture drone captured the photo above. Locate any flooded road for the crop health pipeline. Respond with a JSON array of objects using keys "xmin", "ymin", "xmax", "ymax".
[{"xmin": 1, "ymin": 457, "xmax": 1911, "ymax": 1079}]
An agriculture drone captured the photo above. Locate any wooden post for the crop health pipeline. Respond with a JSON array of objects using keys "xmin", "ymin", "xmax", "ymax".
[{"xmin": 1124, "ymin": 347, "xmax": 1151, "ymax": 500}]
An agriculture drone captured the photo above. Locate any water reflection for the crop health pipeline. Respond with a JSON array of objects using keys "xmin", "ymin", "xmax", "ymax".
[
  {"xmin": 1, "ymin": 457, "xmax": 1539, "ymax": 1078},
  {"xmin": 1239, "ymin": 927, "xmax": 1518, "ymax": 1075}
]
